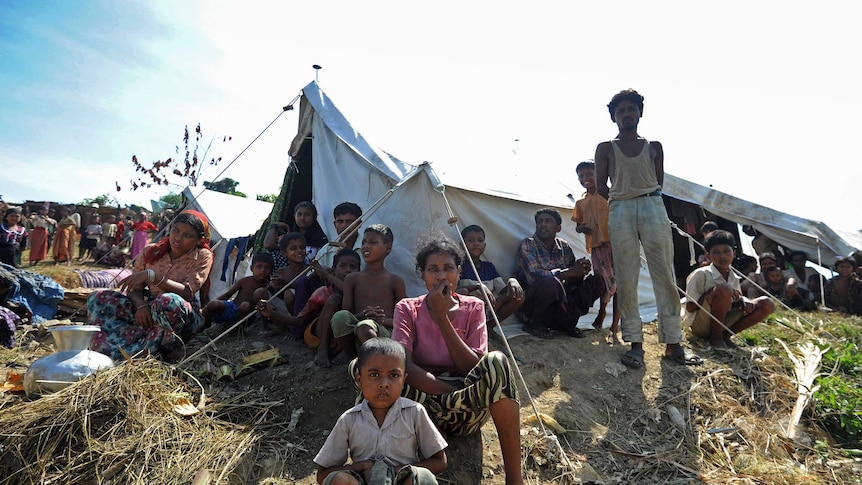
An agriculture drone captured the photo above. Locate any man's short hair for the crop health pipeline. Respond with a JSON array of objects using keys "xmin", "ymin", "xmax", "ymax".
[
  {"xmin": 534, "ymin": 208, "xmax": 562, "ymax": 226},
  {"xmin": 365, "ymin": 224, "xmax": 394, "ymax": 244},
  {"xmin": 333, "ymin": 202, "xmax": 362, "ymax": 219},
  {"xmin": 575, "ymin": 160, "xmax": 595, "ymax": 174},
  {"xmin": 704, "ymin": 230, "xmax": 736, "ymax": 252},
  {"xmin": 607, "ymin": 89, "xmax": 645, "ymax": 121},
  {"xmin": 251, "ymin": 252, "xmax": 274, "ymax": 266},
  {"xmin": 355, "ymin": 337, "xmax": 406, "ymax": 372}
]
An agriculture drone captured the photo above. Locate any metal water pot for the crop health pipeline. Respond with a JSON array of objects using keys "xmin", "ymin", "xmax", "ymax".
[{"xmin": 23, "ymin": 325, "xmax": 115, "ymax": 397}]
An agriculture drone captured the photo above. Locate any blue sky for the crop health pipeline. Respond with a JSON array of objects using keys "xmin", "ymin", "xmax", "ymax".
[{"xmin": 2, "ymin": 1, "xmax": 861, "ymax": 233}]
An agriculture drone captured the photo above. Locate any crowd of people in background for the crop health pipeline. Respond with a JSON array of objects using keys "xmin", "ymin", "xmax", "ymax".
[{"xmin": 0, "ymin": 200, "xmax": 172, "ymax": 269}]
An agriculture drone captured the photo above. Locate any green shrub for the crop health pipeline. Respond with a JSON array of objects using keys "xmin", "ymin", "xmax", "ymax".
[{"xmin": 813, "ymin": 374, "xmax": 862, "ymax": 447}]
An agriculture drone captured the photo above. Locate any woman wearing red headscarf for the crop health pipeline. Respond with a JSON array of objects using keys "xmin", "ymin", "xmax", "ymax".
[{"xmin": 88, "ymin": 210, "xmax": 213, "ymax": 361}]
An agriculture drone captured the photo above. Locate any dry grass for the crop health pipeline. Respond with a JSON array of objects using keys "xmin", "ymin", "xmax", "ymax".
[{"xmin": 0, "ymin": 358, "xmax": 288, "ymax": 485}]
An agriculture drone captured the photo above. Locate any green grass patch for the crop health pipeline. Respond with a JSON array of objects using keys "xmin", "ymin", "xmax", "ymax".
[{"xmin": 742, "ymin": 309, "xmax": 862, "ymax": 448}]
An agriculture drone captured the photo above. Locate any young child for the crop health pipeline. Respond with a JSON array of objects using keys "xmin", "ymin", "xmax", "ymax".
[
  {"xmin": 0, "ymin": 207, "xmax": 28, "ymax": 268},
  {"xmin": 101, "ymin": 214, "xmax": 118, "ymax": 247},
  {"xmin": 314, "ymin": 338, "xmax": 447, "ymax": 485},
  {"xmin": 330, "ymin": 224, "xmax": 406, "ymax": 361},
  {"xmin": 258, "ymin": 249, "xmax": 359, "ymax": 358},
  {"xmin": 684, "ymin": 230, "xmax": 775, "ymax": 349},
  {"xmin": 571, "ymin": 161, "xmax": 620, "ymax": 344},
  {"xmin": 203, "ymin": 252, "xmax": 274, "ymax": 328},
  {"xmin": 457, "ymin": 224, "xmax": 523, "ymax": 342},
  {"xmin": 253, "ymin": 232, "xmax": 309, "ymax": 328},
  {"xmin": 80, "ymin": 214, "xmax": 103, "ymax": 261}
]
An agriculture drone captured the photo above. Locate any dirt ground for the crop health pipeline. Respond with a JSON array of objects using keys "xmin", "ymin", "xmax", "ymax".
[
  {"xmin": 3, "ymin": 257, "xmax": 859, "ymax": 484},
  {"xmin": 0, "ymin": 311, "xmax": 782, "ymax": 484}
]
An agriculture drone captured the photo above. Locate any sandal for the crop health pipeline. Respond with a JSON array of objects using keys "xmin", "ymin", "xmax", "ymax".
[
  {"xmin": 562, "ymin": 326, "xmax": 586, "ymax": 338},
  {"xmin": 662, "ymin": 347, "xmax": 704, "ymax": 366},
  {"xmin": 621, "ymin": 348, "xmax": 644, "ymax": 369},
  {"xmin": 523, "ymin": 324, "xmax": 555, "ymax": 340}
]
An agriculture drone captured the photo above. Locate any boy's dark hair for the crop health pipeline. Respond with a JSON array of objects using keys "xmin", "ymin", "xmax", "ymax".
[
  {"xmin": 759, "ymin": 252, "xmax": 777, "ymax": 263},
  {"xmin": 278, "ymin": 231, "xmax": 306, "ymax": 251},
  {"xmin": 607, "ymin": 89, "xmax": 645, "ymax": 121},
  {"xmin": 700, "ymin": 221, "xmax": 718, "ymax": 234},
  {"xmin": 764, "ymin": 265, "xmax": 783, "ymax": 276},
  {"xmin": 333, "ymin": 202, "xmax": 362, "ymax": 219},
  {"xmin": 534, "ymin": 208, "xmax": 562, "ymax": 226},
  {"xmin": 575, "ymin": 160, "xmax": 595, "ymax": 174},
  {"xmin": 355, "ymin": 337, "xmax": 406, "ymax": 372},
  {"xmin": 364, "ymin": 224, "xmax": 394, "ymax": 244},
  {"xmin": 333, "ymin": 248, "xmax": 361, "ymax": 268},
  {"xmin": 733, "ymin": 254, "xmax": 757, "ymax": 272},
  {"xmin": 251, "ymin": 252, "xmax": 274, "ymax": 267},
  {"xmin": 704, "ymin": 230, "xmax": 736, "ymax": 252},
  {"xmin": 415, "ymin": 231, "xmax": 464, "ymax": 273},
  {"xmin": 834, "ymin": 256, "xmax": 857, "ymax": 270},
  {"xmin": 460, "ymin": 224, "xmax": 485, "ymax": 239}
]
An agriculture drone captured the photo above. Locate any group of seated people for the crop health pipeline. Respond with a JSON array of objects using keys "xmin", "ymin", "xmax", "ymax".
[
  {"xmin": 740, "ymin": 249, "xmax": 862, "ymax": 316},
  {"xmin": 81, "ymin": 197, "xmax": 861, "ymax": 484}
]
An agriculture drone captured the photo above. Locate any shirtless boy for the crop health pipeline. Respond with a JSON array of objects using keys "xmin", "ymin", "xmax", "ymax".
[
  {"xmin": 203, "ymin": 252, "xmax": 273, "ymax": 328},
  {"xmin": 329, "ymin": 224, "xmax": 406, "ymax": 361}
]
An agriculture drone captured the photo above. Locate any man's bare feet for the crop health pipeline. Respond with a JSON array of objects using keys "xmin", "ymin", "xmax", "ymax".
[{"xmin": 605, "ymin": 330, "xmax": 621, "ymax": 345}]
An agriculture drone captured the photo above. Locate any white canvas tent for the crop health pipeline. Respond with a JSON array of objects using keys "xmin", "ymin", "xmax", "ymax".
[
  {"xmin": 180, "ymin": 187, "xmax": 273, "ymax": 300},
  {"xmin": 268, "ymin": 81, "xmax": 861, "ymax": 320}
]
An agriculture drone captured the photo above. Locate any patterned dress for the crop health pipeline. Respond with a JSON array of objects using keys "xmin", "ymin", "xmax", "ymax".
[{"xmin": 88, "ymin": 244, "xmax": 213, "ymax": 360}]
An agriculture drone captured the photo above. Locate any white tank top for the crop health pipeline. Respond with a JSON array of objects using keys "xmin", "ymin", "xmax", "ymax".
[{"xmin": 608, "ymin": 139, "xmax": 661, "ymax": 201}]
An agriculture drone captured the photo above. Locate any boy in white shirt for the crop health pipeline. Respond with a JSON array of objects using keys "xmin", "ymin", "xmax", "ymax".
[
  {"xmin": 314, "ymin": 338, "xmax": 447, "ymax": 485},
  {"xmin": 685, "ymin": 230, "xmax": 774, "ymax": 349}
]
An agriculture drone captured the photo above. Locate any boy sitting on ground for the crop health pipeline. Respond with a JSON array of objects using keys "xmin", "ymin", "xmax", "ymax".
[
  {"xmin": 457, "ymin": 224, "xmax": 524, "ymax": 342},
  {"xmin": 203, "ymin": 252, "xmax": 273, "ymax": 329},
  {"xmin": 258, "ymin": 249, "xmax": 360, "ymax": 366},
  {"xmin": 684, "ymin": 230, "xmax": 774, "ymax": 349},
  {"xmin": 314, "ymin": 338, "xmax": 447, "ymax": 485},
  {"xmin": 253, "ymin": 232, "xmax": 308, "ymax": 330},
  {"xmin": 330, "ymin": 224, "xmax": 406, "ymax": 361}
]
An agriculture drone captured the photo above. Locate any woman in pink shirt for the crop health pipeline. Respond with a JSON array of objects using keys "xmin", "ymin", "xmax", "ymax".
[{"xmin": 390, "ymin": 233, "xmax": 524, "ymax": 485}]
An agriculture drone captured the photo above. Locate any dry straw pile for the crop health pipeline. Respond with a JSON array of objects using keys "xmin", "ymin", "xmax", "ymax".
[{"xmin": 0, "ymin": 359, "xmax": 276, "ymax": 485}]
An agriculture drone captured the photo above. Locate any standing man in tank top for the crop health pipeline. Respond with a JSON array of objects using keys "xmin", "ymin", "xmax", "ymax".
[{"xmin": 594, "ymin": 89, "xmax": 703, "ymax": 368}]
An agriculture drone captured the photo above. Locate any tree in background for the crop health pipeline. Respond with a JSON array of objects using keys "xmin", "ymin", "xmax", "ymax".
[
  {"xmin": 256, "ymin": 193, "xmax": 277, "ymax": 203},
  {"xmin": 120, "ymin": 124, "xmax": 231, "ymax": 193},
  {"xmin": 203, "ymin": 177, "xmax": 246, "ymax": 198},
  {"xmin": 159, "ymin": 192, "xmax": 183, "ymax": 208},
  {"xmin": 79, "ymin": 194, "xmax": 120, "ymax": 207}
]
